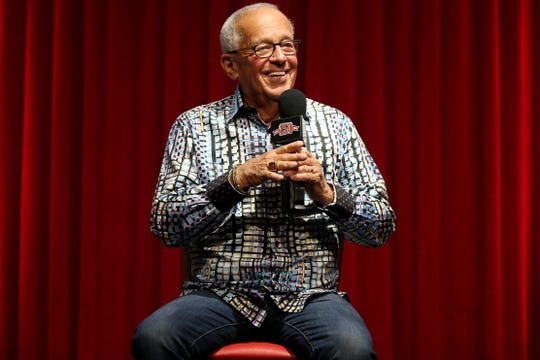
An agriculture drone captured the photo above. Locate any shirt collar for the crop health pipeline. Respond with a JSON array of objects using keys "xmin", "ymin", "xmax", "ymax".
[
  {"xmin": 227, "ymin": 85, "xmax": 311, "ymax": 123},
  {"xmin": 226, "ymin": 86, "xmax": 249, "ymax": 123}
]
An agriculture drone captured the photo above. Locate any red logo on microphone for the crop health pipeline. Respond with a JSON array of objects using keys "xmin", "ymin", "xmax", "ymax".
[{"xmin": 272, "ymin": 122, "xmax": 300, "ymax": 137}]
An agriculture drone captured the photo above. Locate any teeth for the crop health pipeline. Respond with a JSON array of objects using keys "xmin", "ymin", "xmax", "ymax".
[{"xmin": 268, "ymin": 71, "xmax": 285, "ymax": 77}]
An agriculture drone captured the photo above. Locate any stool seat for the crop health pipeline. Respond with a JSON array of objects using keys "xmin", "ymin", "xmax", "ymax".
[{"xmin": 208, "ymin": 342, "xmax": 296, "ymax": 359}]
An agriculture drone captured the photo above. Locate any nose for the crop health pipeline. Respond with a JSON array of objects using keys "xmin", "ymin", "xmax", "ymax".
[{"xmin": 269, "ymin": 44, "xmax": 287, "ymax": 61}]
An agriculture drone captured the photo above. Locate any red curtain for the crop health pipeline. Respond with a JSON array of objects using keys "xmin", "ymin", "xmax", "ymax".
[{"xmin": 1, "ymin": 0, "xmax": 538, "ymax": 359}]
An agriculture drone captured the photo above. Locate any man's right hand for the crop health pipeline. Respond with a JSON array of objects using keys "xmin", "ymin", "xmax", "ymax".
[{"xmin": 235, "ymin": 140, "xmax": 307, "ymax": 190}]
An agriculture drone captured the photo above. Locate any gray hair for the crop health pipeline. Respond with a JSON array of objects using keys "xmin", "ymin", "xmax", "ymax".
[{"xmin": 219, "ymin": 3, "xmax": 295, "ymax": 53}]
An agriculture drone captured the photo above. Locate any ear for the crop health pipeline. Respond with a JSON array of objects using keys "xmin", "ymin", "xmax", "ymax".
[{"xmin": 220, "ymin": 53, "xmax": 238, "ymax": 81}]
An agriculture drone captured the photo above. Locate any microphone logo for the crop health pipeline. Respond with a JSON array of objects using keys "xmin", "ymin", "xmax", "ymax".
[
  {"xmin": 272, "ymin": 122, "xmax": 300, "ymax": 137},
  {"xmin": 269, "ymin": 115, "xmax": 303, "ymax": 145}
]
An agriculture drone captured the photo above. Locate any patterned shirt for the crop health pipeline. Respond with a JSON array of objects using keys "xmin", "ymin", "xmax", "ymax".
[{"xmin": 150, "ymin": 87, "xmax": 396, "ymax": 327}]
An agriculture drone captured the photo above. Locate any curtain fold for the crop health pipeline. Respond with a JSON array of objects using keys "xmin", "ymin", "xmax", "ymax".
[{"xmin": 1, "ymin": 0, "xmax": 538, "ymax": 359}]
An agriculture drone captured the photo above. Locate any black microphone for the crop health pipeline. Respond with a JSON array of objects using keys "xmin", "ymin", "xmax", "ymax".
[
  {"xmin": 269, "ymin": 89, "xmax": 306, "ymax": 145},
  {"xmin": 279, "ymin": 88, "xmax": 306, "ymax": 118},
  {"xmin": 269, "ymin": 89, "xmax": 307, "ymax": 212}
]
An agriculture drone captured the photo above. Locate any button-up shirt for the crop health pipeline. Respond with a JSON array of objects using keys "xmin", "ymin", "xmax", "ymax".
[{"xmin": 150, "ymin": 87, "xmax": 396, "ymax": 326}]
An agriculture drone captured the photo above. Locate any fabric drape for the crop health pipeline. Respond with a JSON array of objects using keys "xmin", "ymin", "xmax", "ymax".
[{"xmin": 1, "ymin": 0, "xmax": 538, "ymax": 359}]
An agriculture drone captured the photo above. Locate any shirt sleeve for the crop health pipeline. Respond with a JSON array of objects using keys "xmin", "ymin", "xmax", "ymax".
[
  {"xmin": 327, "ymin": 115, "xmax": 396, "ymax": 248},
  {"xmin": 318, "ymin": 183, "xmax": 355, "ymax": 219},
  {"xmin": 149, "ymin": 112, "xmax": 241, "ymax": 247},
  {"xmin": 206, "ymin": 171, "xmax": 248, "ymax": 211}
]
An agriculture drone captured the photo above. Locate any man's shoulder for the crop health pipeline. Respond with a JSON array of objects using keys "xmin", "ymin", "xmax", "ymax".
[
  {"xmin": 179, "ymin": 94, "xmax": 236, "ymax": 119},
  {"xmin": 306, "ymin": 97, "xmax": 349, "ymax": 121}
]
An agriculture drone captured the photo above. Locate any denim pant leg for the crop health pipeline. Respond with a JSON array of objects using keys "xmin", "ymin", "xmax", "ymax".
[
  {"xmin": 131, "ymin": 291, "xmax": 255, "ymax": 360},
  {"xmin": 268, "ymin": 293, "xmax": 377, "ymax": 360}
]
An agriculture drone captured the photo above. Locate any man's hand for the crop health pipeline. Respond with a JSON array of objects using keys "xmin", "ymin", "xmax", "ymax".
[
  {"xmin": 283, "ymin": 149, "xmax": 334, "ymax": 206},
  {"xmin": 235, "ymin": 141, "xmax": 307, "ymax": 190},
  {"xmin": 235, "ymin": 141, "xmax": 334, "ymax": 206}
]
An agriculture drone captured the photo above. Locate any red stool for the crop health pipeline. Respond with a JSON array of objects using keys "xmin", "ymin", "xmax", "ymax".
[{"xmin": 208, "ymin": 342, "xmax": 296, "ymax": 359}]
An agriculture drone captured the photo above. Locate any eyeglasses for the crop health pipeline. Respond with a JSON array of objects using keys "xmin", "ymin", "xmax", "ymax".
[{"xmin": 227, "ymin": 39, "xmax": 300, "ymax": 58}]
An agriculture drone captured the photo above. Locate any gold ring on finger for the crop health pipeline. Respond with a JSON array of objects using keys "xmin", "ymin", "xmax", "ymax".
[{"xmin": 268, "ymin": 160, "xmax": 277, "ymax": 171}]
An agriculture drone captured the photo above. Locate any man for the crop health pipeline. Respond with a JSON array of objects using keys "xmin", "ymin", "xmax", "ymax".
[{"xmin": 131, "ymin": 3, "xmax": 395, "ymax": 359}]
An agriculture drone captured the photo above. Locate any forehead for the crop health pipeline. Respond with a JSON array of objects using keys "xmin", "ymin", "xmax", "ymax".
[{"xmin": 236, "ymin": 8, "xmax": 293, "ymax": 45}]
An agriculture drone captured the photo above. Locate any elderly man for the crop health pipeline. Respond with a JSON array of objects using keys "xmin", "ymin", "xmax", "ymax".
[{"xmin": 131, "ymin": 3, "xmax": 395, "ymax": 359}]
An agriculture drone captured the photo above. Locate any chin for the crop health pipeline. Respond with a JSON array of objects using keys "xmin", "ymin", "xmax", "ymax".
[{"xmin": 267, "ymin": 84, "xmax": 293, "ymax": 98}]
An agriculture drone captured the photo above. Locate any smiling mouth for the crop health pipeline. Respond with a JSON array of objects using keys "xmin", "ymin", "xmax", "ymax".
[{"xmin": 268, "ymin": 71, "xmax": 286, "ymax": 77}]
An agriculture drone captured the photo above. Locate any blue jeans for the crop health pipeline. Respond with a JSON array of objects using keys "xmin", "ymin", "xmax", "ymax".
[{"xmin": 131, "ymin": 291, "xmax": 377, "ymax": 360}]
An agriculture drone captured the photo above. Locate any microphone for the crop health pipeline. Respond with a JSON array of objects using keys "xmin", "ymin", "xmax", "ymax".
[
  {"xmin": 269, "ymin": 89, "xmax": 306, "ymax": 145},
  {"xmin": 269, "ymin": 89, "xmax": 307, "ymax": 212}
]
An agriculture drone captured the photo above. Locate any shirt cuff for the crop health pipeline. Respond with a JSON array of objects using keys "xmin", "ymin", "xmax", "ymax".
[
  {"xmin": 319, "ymin": 184, "xmax": 354, "ymax": 219},
  {"xmin": 206, "ymin": 172, "xmax": 248, "ymax": 211}
]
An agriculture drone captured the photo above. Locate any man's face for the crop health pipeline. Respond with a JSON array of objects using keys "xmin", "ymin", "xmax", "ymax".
[{"xmin": 222, "ymin": 8, "xmax": 298, "ymax": 108}]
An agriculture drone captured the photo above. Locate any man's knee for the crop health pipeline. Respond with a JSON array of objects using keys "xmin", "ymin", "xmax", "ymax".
[
  {"xmin": 314, "ymin": 329, "xmax": 377, "ymax": 360},
  {"xmin": 299, "ymin": 294, "xmax": 377, "ymax": 360},
  {"xmin": 329, "ymin": 329, "xmax": 376, "ymax": 360},
  {"xmin": 131, "ymin": 316, "xmax": 188, "ymax": 359}
]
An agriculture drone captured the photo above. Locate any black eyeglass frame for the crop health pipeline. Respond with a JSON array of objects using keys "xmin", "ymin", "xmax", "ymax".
[{"xmin": 227, "ymin": 39, "xmax": 301, "ymax": 58}]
